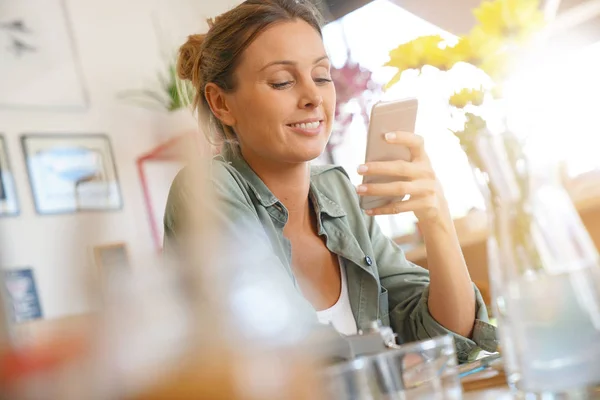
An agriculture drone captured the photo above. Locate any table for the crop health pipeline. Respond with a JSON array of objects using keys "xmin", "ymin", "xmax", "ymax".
[
  {"xmin": 462, "ymin": 367, "xmax": 512, "ymax": 399},
  {"xmin": 464, "ymin": 388, "xmax": 512, "ymax": 399}
]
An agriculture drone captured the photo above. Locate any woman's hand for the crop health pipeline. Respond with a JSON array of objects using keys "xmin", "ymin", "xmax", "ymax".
[
  {"xmin": 356, "ymin": 131, "xmax": 445, "ymax": 224},
  {"xmin": 358, "ymin": 131, "xmax": 477, "ymax": 337}
]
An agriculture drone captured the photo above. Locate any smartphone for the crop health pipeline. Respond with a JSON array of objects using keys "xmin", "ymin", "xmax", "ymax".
[{"xmin": 359, "ymin": 97, "xmax": 419, "ymax": 210}]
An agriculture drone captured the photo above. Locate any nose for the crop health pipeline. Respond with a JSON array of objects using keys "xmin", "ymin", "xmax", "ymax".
[{"xmin": 298, "ymin": 80, "xmax": 323, "ymax": 109}]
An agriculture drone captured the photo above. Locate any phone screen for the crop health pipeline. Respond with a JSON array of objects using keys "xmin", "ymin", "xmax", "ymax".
[{"xmin": 359, "ymin": 97, "xmax": 418, "ymax": 210}]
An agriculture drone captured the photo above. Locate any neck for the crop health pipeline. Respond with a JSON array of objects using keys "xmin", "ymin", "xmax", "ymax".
[{"xmin": 241, "ymin": 149, "xmax": 311, "ymax": 223}]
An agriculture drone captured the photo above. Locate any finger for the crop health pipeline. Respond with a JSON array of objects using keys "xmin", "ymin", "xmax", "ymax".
[
  {"xmin": 357, "ymin": 160, "xmax": 434, "ymax": 180},
  {"xmin": 365, "ymin": 196, "xmax": 436, "ymax": 216},
  {"xmin": 383, "ymin": 131, "xmax": 425, "ymax": 159},
  {"xmin": 356, "ymin": 179, "xmax": 436, "ymax": 197}
]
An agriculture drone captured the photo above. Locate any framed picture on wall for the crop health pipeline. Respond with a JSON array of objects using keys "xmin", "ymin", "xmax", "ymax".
[
  {"xmin": 3, "ymin": 268, "xmax": 43, "ymax": 323},
  {"xmin": 0, "ymin": 135, "xmax": 19, "ymax": 216},
  {"xmin": 93, "ymin": 242, "xmax": 130, "ymax": 287},
  {"xmin": 21, "ymin": 134, "xmax": 123, "ymax": 214},
  {"xmin": 0, "ymin": 0, "xmax": 88, "ymax": 110}
]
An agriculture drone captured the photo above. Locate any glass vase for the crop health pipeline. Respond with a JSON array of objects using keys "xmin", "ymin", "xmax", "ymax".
[{"xmin": 470, "ymin": 127, "xmax": 600, "ymax": 397}]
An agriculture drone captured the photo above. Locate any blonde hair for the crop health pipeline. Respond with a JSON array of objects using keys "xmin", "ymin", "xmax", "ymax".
[{"xmin": 176, "ymin": 0, "xmax": 324, "ymax": 155}]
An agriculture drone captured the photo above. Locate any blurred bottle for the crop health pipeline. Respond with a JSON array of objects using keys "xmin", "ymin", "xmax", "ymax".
[{"xmin": 474, "ymin": 128, "xmax": 600, "ymax": 396}]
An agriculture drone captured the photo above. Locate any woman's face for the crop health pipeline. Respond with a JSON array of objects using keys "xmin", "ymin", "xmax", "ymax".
[{"xmin": 222, "ymin": 19, "xmax": 336, "ymax": 164}]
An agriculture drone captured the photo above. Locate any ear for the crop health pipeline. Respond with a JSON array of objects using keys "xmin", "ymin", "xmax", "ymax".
[{"xmin": 205, "ymin": 83, "xmax": 236, "ymax": 126}]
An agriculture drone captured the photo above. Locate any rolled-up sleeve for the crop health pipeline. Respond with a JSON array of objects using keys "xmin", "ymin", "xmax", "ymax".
[{"xmin": 367, "ymin": 215, "xmax": 498, "ymax": 363}]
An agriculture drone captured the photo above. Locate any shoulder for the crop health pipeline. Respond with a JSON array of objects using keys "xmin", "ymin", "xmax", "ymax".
[
  {"xmin": 210, "ymin": 157, "xmax": 246, "ymax": 188},
  {"xmin": 167, "ymin": 158, "xmax": 254, "ymax": 206},
  {"xmin": 209, "ymin": 158, "xmax": 260, "ymax": 209}
]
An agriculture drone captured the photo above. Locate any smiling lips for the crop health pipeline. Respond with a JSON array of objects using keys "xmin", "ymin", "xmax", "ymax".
[{"xmin": 286, "ymin": 119, "xmax": 324, "ymax": 136}]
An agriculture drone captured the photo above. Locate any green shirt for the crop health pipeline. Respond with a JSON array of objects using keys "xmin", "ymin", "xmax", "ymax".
[{"xmin": 163, "ymin": 151, "xmax": 498, "ymax": 363}]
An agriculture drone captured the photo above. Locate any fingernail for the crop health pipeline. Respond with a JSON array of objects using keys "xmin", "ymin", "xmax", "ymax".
[
  {"xmin": 357, "ymin": 165, "xmax": 368, "ymax": 174},
  {"xmin": 356, "ymin": 185, "xmax": 367, "ymax": 193},
  {"xmin": 366, "ymin": 209, "xmax": 373, "ymax": 215},
  {"xmin": 385, "ymin": 132, "xmax": 396, "ymax": 141}
]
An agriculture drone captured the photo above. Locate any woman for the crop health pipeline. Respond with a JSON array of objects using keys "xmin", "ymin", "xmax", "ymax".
[{"xmin": 164, "ymin": 0, "xmax": 497, "ymax": 362}]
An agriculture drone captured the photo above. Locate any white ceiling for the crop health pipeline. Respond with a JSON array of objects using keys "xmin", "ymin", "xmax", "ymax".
[
  {"xmin": 389, "ymin": 0, "xmax": 600, "ymax": 49},
  {"xmin": 388, "ymin": 0, "xmax": 482, "ymax": 35}
]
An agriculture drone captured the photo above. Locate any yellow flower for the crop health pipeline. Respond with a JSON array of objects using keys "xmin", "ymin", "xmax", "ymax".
[
  {"xmin": 385, "ymin": 0, "xmax": 545, "ymax": 91},
  {"xmin": 447, "ymin": 27, "xmax": 512, "ymax": 82},
  {"xmin": 385, "ymin": 40, "xmax": 423, "ymax": 71},
  {"xmin": 385, "ymin": 35, "xmax": 447, "ymax": 90},
  {"xmin": 446, "ymin": 0, "xmax": 544, "ymax": 80},
  {"xmin": 450, "ymin": 26, "xmax": 504, "ymax": 65},
  {"xmin": 449, "ymin": 88, "xmax": 486, "ymax": 108},
  {"xmin": 474, "ymin": 0, "xmax": 544, "ymax": 41},
  {"xmin": 474, "ymin": 0, "xmax": 506, "ymax": 37},
  {"xmin": 446, "ymin": 37, "xmax": 473, "ymax": 65},
  {"xmin": 449, "ymin": 92, "xmax": 468, "ymax": 108},
  {"xmin": 422, "ymin": 46, "xmax": 456, "ymax": 71},
  {"xmin": 414, "ymin": 35, "xmax": 456, "ymax": 71}
]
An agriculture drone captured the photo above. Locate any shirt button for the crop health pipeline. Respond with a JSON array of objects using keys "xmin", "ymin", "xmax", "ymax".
[{"xmin": 365, "ymin": 256, "xmax": 373, "ymax": 266}]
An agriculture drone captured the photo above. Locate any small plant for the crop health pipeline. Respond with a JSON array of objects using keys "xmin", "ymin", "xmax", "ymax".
[{"xmin": 118, "ymin": 58, "xmax": 194, "ymax": 112}]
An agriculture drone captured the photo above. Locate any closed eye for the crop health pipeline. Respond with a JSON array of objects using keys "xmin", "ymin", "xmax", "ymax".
[
  {"xmin": 270, "ymin": 81, "xmax": 293, "ymax": 90},
  {"xmin": 315, "ymin": 78, "xmax": 333, "ymax": 85},
  {"xmin": 269, "ymin": 78, "xmax": 332, "ymax": 90}
]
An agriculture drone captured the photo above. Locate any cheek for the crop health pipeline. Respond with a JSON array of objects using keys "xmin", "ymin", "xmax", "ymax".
[
  {"xmin": 324, "ymin": 87, "xmax": 336, "ymax": 119},
  {"xmin": 232, "ymin": 90, "xmax": 289, "ymax": 142},
  {"xmin": 241, "ymin": 88, "xmax": 289, "ymax": 122},
  {"xmin": 230, "ymin": 92, "xmax": 263, "ymax": 125}
]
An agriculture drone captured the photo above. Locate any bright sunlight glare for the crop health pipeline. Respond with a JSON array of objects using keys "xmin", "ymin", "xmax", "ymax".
[{"xmin": 504, "ymin": 41, "xmax": 600, "ymax": 175}]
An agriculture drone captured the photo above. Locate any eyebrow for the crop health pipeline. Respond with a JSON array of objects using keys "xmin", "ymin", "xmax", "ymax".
[{"xmin": 259, "ymin": 55, "xmax": 330, "ymax": 72}]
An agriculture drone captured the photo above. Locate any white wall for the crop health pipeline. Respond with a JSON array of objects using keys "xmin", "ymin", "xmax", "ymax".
[{"xmin": 0, "ymin": 0, "xmax": 241, "ymax": 320}]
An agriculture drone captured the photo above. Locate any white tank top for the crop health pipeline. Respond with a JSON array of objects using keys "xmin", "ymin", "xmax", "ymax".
[{"xmin": 315, "ymin": 258, "xmax": 358, "ymax": 336}]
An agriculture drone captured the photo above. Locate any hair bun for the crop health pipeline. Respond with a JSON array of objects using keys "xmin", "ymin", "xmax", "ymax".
[{"xmin": 177, "ymin": 34, "xmax": 206, "ymax": 83}]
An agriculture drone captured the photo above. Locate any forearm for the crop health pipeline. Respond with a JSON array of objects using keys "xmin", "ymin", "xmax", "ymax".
[{"xmin": 419, "ymin": 198, "xmax": 476, "ymax": 337}]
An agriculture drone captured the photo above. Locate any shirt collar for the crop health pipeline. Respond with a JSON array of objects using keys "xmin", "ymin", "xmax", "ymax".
[
  {"xmin": 218, "ymin": 148, "xmax": 279, "ymax": 207},
  {"xmin": 217, "ymin": 149, "xmax": 346, "ymax": 218},
  {"xmin": 309, "ymin": 173, "xmax": 347, "ymax": 218}
]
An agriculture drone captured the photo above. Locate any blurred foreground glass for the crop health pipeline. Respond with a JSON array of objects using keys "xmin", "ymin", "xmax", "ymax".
[
  {"xmin": 115, "ymin": 136, "xmax": 327, "ymax": 400},
  {"xmin": 323, "ymin": 335, "xmax": 461, "ymax": 400},
  {"xmin": 472, "ymin": 124, "xmax": 600, "ymax": 397}
]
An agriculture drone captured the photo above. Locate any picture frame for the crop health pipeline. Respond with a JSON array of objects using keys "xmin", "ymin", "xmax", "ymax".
[
  {"xmin": 0, "ymin": 135, "xmax": 19, "ymax": 216},
  {"xmin": 21, "ymin": 134, "xmax": 123, "ymax": 214},
  {"xmin": 0, "ymin": 0, "xmax": 89, "ymax": 110},
  {"xmin": 3, "ymin": 268, "xmax": 43, "ymax": 323},
  {"xmin": 93, "ymin": 242, "xmax": 131, "ymax": 286}
]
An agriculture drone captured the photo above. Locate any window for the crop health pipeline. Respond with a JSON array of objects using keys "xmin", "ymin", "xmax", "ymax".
[
  {"xmin": 322, "ymin": 0, "xmax": 600, "ymax": 238},
  {"xmin": 504, "ymin": 41, "xmax": 600, "ymax": 179},
  {"xmin": 321, "ymin": 0, "xmax": 485, "ymax": 237}
]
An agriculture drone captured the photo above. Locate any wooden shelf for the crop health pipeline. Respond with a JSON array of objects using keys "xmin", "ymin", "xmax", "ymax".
[
  {"xmin": 396, "ymin": 211, "xmax": 489, "ymax": 262},
  {"xmin": 395, "ymin": 177, "xmax": 600, "ymax": 263}
]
